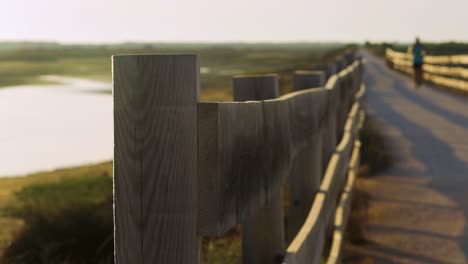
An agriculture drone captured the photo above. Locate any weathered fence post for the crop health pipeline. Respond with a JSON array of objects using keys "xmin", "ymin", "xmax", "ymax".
[
  {"xmin": 113, "ymin": 54, "xmax": 200, "ymax": 263},
  {"xmin": 323, "ymin": 76, "xmax": 338, "ymax": 172},
  {"xmin": 293, "ymin": 71, "xmax": 326, "ymax": 90},
  {"xmin": 233, "ymin": 74, "xmax": 286, "ymax": 264},
  {"xmin": 286, "ymin": 71, "xmax": 326, "ymax": 244}
]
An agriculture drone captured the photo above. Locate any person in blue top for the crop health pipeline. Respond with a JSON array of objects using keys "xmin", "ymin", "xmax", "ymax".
[{"xmin": 409, "ymin": 37, "xmax": 425, "ymax": 87}]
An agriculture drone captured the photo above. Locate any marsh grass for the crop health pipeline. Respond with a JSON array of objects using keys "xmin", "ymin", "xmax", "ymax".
[
  {"xmin": 0, "ymin": 162, "xmax": 113, "ymax": 258},
  {"xmin": 0, "ymin": 164, "xmax": 113, "ymax": 263}
]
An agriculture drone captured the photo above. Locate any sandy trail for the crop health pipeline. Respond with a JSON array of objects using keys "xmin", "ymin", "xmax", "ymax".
[{"xmin": 347, "ymin": 51, "xmax": 468, "ymax": 264}]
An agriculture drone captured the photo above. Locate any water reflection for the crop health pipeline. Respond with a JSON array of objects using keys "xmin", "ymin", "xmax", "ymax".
[{"xmin": 0, "ymin": 77, "xmax": 112, "ymax": 177}]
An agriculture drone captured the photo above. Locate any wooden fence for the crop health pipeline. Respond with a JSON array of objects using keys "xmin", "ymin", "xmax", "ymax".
[
  {"xmin": 386, "ymin": 48, "xmax": 468, "ymax": 94},
  {"xmin": 113, "ymin": 51, "xmax": 365, "ymax": 264}
]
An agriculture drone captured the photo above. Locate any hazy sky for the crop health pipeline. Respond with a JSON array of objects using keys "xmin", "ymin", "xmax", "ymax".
[{"xmin": 2, "ymin": 0, "xmax": 468, "ymax": 43}]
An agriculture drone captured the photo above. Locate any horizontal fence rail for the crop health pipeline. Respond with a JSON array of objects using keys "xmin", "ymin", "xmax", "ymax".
[
  {"xmin": 284, "ymin": 86, "xmax": 365, "ymax": 264},
  {"xmin": 385, "ymin": 48, "xmax": 468, "ymax": 94},
  {"xmin": 113, "ymin": 51, "xmax": 365, "ymax": 264}
]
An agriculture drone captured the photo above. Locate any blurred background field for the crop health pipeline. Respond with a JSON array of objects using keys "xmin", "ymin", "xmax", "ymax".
[{"xmin": 0, "ymin": 42, "xmax": 347, "ymax": 100}]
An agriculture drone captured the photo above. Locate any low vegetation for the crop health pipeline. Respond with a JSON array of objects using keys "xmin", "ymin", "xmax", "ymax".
[{"xmin": 2, "ymin": 176, "xmax": 113, "ymax": 264}]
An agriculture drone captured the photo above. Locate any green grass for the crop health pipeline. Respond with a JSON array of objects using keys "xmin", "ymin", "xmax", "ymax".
[
  {"xmin": 1, "ymin": 174, "xmax": 113, "ymax": 264},
  {"xmin": 6, "ymin": 174, "xmax": 112, "ymax": 220}
]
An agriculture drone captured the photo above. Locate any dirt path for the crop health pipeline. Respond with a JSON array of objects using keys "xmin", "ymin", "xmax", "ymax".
[{"xmin": 346, "ymin": 51, "xmax": 468, "ymax": 264}]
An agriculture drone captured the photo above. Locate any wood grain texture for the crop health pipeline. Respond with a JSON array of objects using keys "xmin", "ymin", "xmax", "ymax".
[
  {"xmin": 286, "ymin": 139, "xmax": 322, "ymax": 244},
  {"xmin": 113, "ymin": 54, "xmax": 200, "ymax": 263},
  {"xmin": 233, "ymin": 74, "xmax": 279, "ymax": 101},
  {"xmin": 285, "ymin": 89, "xmax": 328, "ymax": 153},
  {"xmin": 322, "ymin": 75, "xmax": 339, "ymax": 173},
  {"xmin": 262, "ymin": 98, "xmax": 292, "ymax": 200},
  {"xmin": 285, "ymin": 88, "xmax": 328, "ymax": 243},
  {"xmin": 284, "ymin": 193, "xmax": 327, "ymax": 264},
  {"xmin": 198, "ymin": 101, "xmax": 265, "ymax": 235},
  {"xmin": 198, "ymin": 83, "xmax": 334, "ymax": 236},
  {"xmin": 112, "ymin": 54, "xmax": 364, "ymax": 263},
  {"xmin": 241, "ymin": 190, "xmax": 286, "ymax": 264},
  {"xmin": 283, "ymin": 82, "xmax": 364, "ymax": 264},
  {"xmin": 233, "ymin": 74, "xmax": 287, "ymax": 264}
]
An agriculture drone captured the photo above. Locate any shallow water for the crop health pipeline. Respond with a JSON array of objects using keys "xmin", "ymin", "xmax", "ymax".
[{"xmin": 0, "ymin": 76, "xmax": 112, "ymax": 177}]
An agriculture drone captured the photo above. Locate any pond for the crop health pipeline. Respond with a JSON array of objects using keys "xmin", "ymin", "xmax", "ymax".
[{"xmin": 0, "ymin": 76, "xmax": 112, "ymax": 176}]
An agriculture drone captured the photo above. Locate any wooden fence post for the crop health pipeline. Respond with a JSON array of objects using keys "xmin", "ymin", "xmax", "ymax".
[
  {"xmin": 293, "ymin": 71, "xmax": 326, "ymax": 90},
  {"xmin": 113, "ymin": 54, "xmax": 200, "ymax": 264},
  {"xmin": 323, "ymin": 77, "xmax": 338, "ymax": 174},
  {"xmin": 286, "ymin": 71, "xmax": 326, "ymax": 244},
  {"xmin": 233, "ymin": 74, "xmax": 286, "ymax": 264}
]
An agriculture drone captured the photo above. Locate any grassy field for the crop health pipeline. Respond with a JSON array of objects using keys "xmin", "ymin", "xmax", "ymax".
[{"xmin": 0, "ymin": 42, "xmax": 352, "ymax": 263}]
